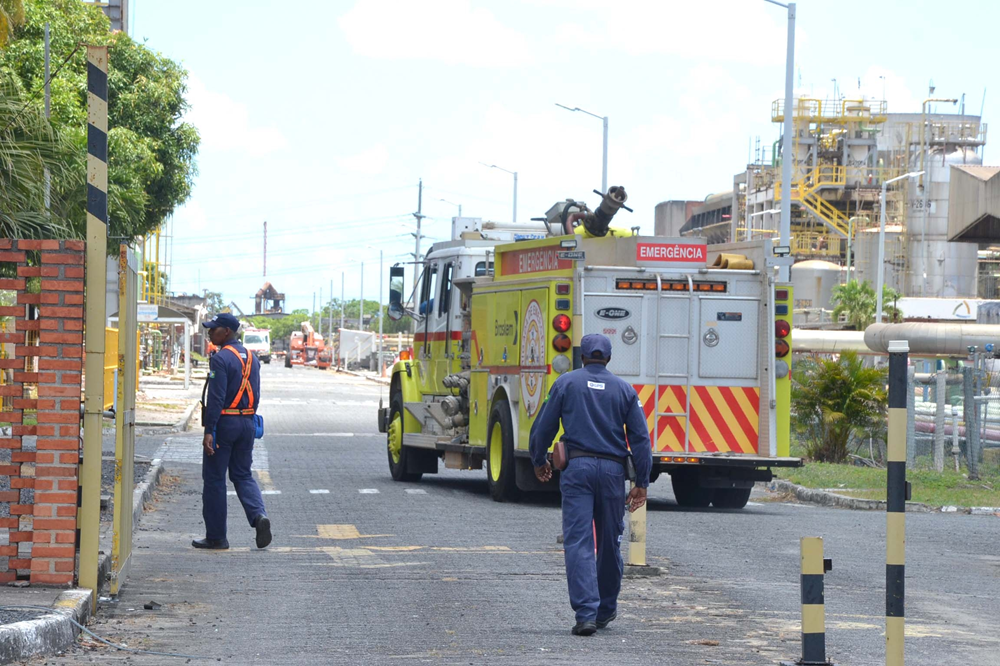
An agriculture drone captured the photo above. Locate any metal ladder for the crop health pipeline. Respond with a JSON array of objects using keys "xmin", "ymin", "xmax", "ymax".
[{"xmin": 652, "ymin": 274, "xmax": 694, "ymax": 453}]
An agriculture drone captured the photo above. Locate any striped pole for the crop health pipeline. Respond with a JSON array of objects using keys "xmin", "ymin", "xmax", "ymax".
[
  {"xmin": 886, "ymin": 340, "xmax": 909, "ymax": 666},
  {"xmin": 79, "ymin": 45, "xmax": 109, "ymax": 606},
  {"xmin": 799, "ymin": 537, "xmax": 831, "ymax": 665}
]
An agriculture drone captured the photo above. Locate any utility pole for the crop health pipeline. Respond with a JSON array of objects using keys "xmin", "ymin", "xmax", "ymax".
[
  {"xmin": 263, "ymin": 221, "xmax": 267, "ymax": 277},
  {"xmin": 359, "ymin": 263, "xmax": 364, "ymax": 332},
  {"xmin": 340, "ymin": 272, "xmax": 345, "ymax": 332},
  {"xmin": 43, "ymin": 23, "xmax": 51, "ymax": 209},
  {"xmin": 412, "ymin": 178, "xmax": 425, "ymax": 291},
  {"xmin": 378, "ymin": 250, "xmax": 384, "ymax": 376},
  {"xmin": 318, "ymin": 287, "xmax": 322, "ymax": 334},
  {"xmin": 312, "ymin": 292, "xmax": 316, "ymax": 331},
  {"xmin": 328, "ymin": 279, "xmax": 333, "ymax": 343}
]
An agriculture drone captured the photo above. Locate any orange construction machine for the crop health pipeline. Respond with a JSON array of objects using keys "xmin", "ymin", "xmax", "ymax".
[{"xmin": 285, "ymin": 321, "xmax": 330, "ymax": 368}]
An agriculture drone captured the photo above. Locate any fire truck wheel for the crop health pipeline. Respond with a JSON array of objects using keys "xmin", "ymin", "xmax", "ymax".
[
  {"xmin": 284, "ymin": 355, "xmax": 292, "ymax": 368},
  {"xmin": 711, "ymin": 487, "xmax": 751, "ymax": 509},
  {"xmin": 387, "ymin": 392, "xmax": 421, "ymax": 482},
  {"xmin": 670, "ymin": 469, "xmax": 714, "ymax": 508},
  {"xmin": 486, "ymin": 400, "xmax": 518, "ymax": 502}
]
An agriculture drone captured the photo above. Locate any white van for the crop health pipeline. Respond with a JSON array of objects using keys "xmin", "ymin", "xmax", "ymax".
[{"xmin": 242, "ymin": 327, "xmax": 272, "ymax": 364}]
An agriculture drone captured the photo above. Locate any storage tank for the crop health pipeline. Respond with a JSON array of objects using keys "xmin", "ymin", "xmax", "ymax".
[
  {"xmin": 905, "ymin": 146, "xmax": 980, "ymax": 297},
  {"xmin": 791, "ymin": 260, "xmax": 842, "ymax": 311},
  {"xmin": 854, "ymin": 225, "xmax": 905, "ymax": 292}
]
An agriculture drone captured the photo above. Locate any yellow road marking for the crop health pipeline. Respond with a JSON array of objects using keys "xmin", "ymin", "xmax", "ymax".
[{"xmin": 254, "ymin": 469, "xmax": 275, "ymax": 492}]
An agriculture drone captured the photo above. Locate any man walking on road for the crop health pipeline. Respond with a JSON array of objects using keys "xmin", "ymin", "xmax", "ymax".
[
  {"xmin": 195, "ymin": 313, "xmax": 272, "ymax": 550},
  {"xmin": 529, "ymin": 333, "xmax": 652, "ymax": 636}
]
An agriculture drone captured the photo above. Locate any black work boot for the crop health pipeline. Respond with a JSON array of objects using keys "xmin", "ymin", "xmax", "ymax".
[
  {"xmin": 192, "ymin": 538, "xmax": 229, "ymax": 550},
  {"xmin": 571, "ymin": 621, "xmax": 597, "ymax": 636},
  {"xmin": 255, "ymin": 515, "xmax": 272, "ymax": 549},
  {"xmin": 596, "ymin": 611, "xmax": 617, "ymax": 629}
]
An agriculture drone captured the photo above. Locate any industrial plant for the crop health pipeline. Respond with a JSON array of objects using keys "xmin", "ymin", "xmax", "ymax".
[{"xmin": 657, "ymin": 91, "xmax": 999, "ymax": 325}]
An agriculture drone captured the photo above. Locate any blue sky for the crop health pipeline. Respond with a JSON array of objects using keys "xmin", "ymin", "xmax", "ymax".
[{"xmin": 132, "ymin": 0, "xmax": 997, "ymax": 313}]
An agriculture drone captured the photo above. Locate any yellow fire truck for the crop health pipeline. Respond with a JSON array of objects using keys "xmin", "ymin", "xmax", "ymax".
[{"xmin": 379, "ymin": 188, "xmax": 801, "ymax": 508}]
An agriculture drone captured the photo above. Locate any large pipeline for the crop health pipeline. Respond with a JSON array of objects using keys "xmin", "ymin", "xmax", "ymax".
[
  {"xmin": 792, "ymin": 330, "xmax": 869, "ymax": 354},
  {"xmin": 864, "ymin": 323, "xmax": 1000, "ymax": 357}
]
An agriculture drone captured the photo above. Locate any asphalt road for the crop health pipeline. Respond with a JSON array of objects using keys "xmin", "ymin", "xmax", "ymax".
[{"xmin": 34, "ymin": 365, "xmax": 1000, "ymax": 665}]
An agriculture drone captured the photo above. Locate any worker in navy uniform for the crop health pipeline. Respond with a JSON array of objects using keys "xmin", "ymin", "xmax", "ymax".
[
  {"xmin": 529, "ymin": 333, "xmax": 652, "ymax": 636},
  {"xmin": 193, "ymin": 313, "xmax": 272, "ymax": 550}
]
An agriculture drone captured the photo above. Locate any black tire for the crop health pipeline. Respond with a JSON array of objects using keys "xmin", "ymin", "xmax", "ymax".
[
  {"xmin": 486, "ymin": 399, "xmax": 518, "ymax": 502},
  {"xmin": 262, "ymin": 357, "xmax": 270, "ymax": 364},
  {"xmin": 284, "ymin": 354, "xmax": 291, "ymax": 368},
  {"xmin": 670, "ymin": 469, "xmax": 714, "ymax": 508},
  {"xmin": 387, "ymin": 391, "xmax": 421, "ymax": 482},
  {"xmin": 711, "ymin": 487, "xmax": 751, "ymax": 509}
]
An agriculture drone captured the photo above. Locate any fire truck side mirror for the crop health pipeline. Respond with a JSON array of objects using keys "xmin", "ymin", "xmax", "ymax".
[{"xmin": 388, "ymin": 266, "xmax": 405, "ymax": 321}]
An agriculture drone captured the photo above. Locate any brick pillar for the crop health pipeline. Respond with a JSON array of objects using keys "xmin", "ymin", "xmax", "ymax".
[
  {"xmin": 31, "ymin": 240, "xmax": 85, "ymax": 585},
  {"xmin": 0, "ymin": 239, "xmax": 29, "ymax": 582}
]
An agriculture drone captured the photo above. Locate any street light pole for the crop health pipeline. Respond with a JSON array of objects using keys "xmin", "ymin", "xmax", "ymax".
[
  {"xmin": 556, "ymin": 103, "xmax": 609, "ymax": 193},
  {"xmin": 747, "ymin": 209, "xmax": 780, "ymax": 241},
  {"xmin": 481, "ymin": 163, "xmax": 518, "ymax": 223},
  {"xmin": 764, "ymin": 0, "xmax": 795, "ymax": 281},
  {"xmin": 876, "ymin": 172, "xmax": 924, "ymax": 324}
]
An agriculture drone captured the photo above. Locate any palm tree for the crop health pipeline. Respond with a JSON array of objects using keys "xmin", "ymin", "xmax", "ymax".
[
  {"xmin": 0, "ymin": 86, "xmax": 69, "ymax": 239},
  {"xmin": 792, "ymin": 350, "xmax": 888, "ymax": 463},
  {"xmin": 0, "ymin": 0, "xmax": 24, "ymax": 48},
  {"xmin": 831, "ymin": 279, "xmax": 903, "ymax": 329}
]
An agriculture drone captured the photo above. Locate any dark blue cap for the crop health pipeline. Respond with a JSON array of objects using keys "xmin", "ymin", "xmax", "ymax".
[
  {"xmin": 202, "ymin": 312, "xmax": 241, "ymax": 331},
  {"xmin": 580, "ymin": 333, "xmax": 612, "ymax": 360}
]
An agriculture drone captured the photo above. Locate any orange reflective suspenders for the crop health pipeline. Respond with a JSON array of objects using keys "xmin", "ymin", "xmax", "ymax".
[{"xmin": 219, "ymin": 345, "xmax": 255, "ymax": 416}]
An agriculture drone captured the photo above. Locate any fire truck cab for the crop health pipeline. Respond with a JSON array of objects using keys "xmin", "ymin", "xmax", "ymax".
[{"xmin": 380, "ymin": 192, "xmax": 801, "ymax": 509}]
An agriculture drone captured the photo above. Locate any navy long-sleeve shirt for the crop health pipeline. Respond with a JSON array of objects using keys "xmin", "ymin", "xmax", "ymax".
[
  {"xmin": 528, "ymin": 363, "xmax": 653, "ymax": 488},
  {"xmin": 204, "ymin": 341, "xmax": 261, "ymax": 435}
]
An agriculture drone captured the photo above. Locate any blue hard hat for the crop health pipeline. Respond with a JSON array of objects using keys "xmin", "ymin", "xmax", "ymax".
[
  {"xmin": 580, "ymin": 333, "xmax": 612, "ymax": 360},
  {"xmin": 202, "ymin": 312, "xmax": 241, "ymax": 331}
]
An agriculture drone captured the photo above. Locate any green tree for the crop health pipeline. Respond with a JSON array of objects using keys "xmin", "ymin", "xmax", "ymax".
[
  {"xmin": 202, "ymin": 290, "xmax": 225, "ymax": 315},
  {"xmin": 831, "ymin": 279, "xmax": 902, "ymax": 329},
  {"xmin": 265, "ymin": 310, "xmax": 310, "ymax": 342},
  {"xmin": 792, "ymin": 350, "xmax": 888, "ymax": 463},
  {"xmin": 0, "ymin": 0, "xmax": 199, "ymax": 241}
]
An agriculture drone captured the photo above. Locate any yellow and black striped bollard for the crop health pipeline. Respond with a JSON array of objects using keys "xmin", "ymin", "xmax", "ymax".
[
  {"xmin": 886, "ymin": 340, "xmax": 909, "ymax": 666},
  {"xmin": 79, "ymin": 43, "xmax": 109, "ymax": 605}
]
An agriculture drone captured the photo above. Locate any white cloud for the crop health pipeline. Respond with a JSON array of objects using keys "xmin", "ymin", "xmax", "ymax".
[
  {"xmin": 551, "ymin": 0, "xmax": 790, "ymax": 65},
  {"xmin": 337, "ymin": 144, "xmax": 390, "ymax": 175},
  {"xmin": 184, "ymin": 76, "xmax": 287, "ymax": 156},
  {"xmin": 338, "ymin": 0, "xmax": 532, "ymax": 67}
]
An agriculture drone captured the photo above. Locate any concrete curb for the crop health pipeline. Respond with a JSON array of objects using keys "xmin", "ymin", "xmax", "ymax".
[
  {"xmin": 0, "ymin": 459, "xmax": 166, "ymax": 664},
  {"xmin": 338, "ymin": 368, "xmax": 390, "ymax": 386},
  {"xmin": 133, "ymin": 397, "xmax": 200, "ymax": 430},
  {"xmin": 175, "ymin": 399, "xmax": 199, "ymax": 431},
  {"xmin": 0, "ymin": 589, "xmax": 91, "ymax": 664},
  {"xmin": 768, "ymin": 479, "xmax": 1000, "ymax": 515}
]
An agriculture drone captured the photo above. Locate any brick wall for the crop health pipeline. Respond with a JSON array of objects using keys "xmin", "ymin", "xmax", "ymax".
[{"xmin": 0, "ymin": 239, "xmax": 85, "ymax": 585}]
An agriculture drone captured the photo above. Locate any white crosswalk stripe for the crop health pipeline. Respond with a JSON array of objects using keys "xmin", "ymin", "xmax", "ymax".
[
  {"xmin": 153, "ymin": 436, "xmax": 269, "ymax": 470},
  {"xmin": 358, "ymin": 489, "xmax": 380, "ymax": 494},
  {"xmin": 309, "ymin": 489, "xmax": 330, "ymax": 494},
  {"xmin": 405, "ymin": 489, "xmax": 427, "ymax": 495}
]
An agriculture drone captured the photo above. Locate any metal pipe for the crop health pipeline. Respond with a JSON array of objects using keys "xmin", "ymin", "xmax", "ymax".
[{"xmin": 865, "ymin": 323, "xmax": 1000, "ymax": 356}]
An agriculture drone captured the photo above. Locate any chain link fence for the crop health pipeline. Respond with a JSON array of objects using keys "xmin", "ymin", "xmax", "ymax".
[{"xmin": 908, "ymin": 352, "xmax": 1000, "ymax": 481}]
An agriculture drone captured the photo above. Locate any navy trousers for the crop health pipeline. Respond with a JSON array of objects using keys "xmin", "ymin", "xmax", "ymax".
[
  {"xmin": 560, "ymin": 456, "xmax": 628, "ymax": 623},
  {"xmin": 202, "ymin": 417, "xmax": 266, "ymax": 541}
]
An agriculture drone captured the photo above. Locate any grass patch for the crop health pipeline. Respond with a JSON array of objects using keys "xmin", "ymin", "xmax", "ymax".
[{"xmin": 779, "ymin": 462, "xmax": 1000, "ymax": 507}]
